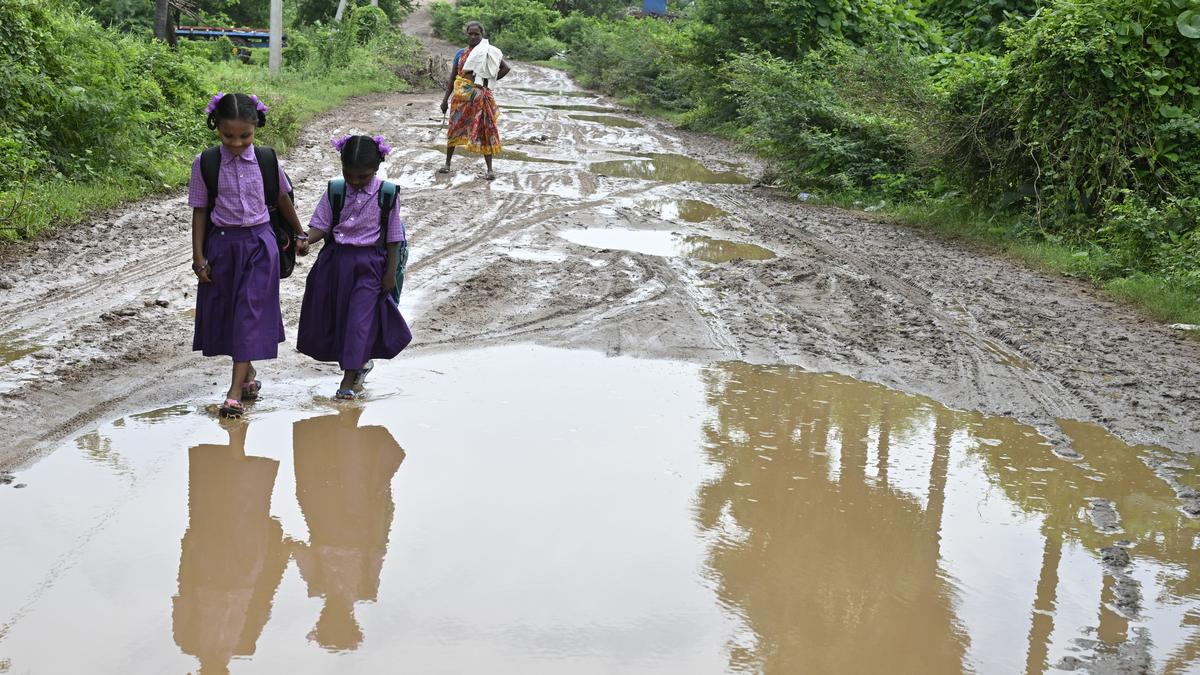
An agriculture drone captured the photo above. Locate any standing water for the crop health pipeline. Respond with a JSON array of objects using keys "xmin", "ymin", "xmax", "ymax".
[{"xmin": 0, "ymin": 346, "xmax": 1196, "ymax": 673}]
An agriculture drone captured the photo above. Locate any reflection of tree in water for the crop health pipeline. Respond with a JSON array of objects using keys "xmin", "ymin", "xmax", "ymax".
[
  {"xmin": 172, "ymin": 423, "xmax": 287, "ymax": 675},
  {"xmin": 290, "ymin": 407, "xmax": 405, "ymax": 652},
  {"xmin": 966, "ymin": 416, "xmax": 1200, "ymax": 672},
  {"xmin": 696, "ymin": 362, "xmax": 966, "ymax": 674},
  {"xmin": 698, "ymin": 361, "xmax": 1200, "ymax": 673}
]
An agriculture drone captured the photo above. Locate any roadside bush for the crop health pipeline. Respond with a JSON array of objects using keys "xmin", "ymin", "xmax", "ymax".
[
  {"xmin": 725, "ymin": 43, "xmax": 933, "ymax": 197},
  {"xmin": 922, "ymin": 0, "xmax": 1042, "ymax": 51},
  {"xmin": 0, "ymin": 0, "xmax": 210, "ymax": 186},
  {"xmin": 296, "ymin": 0, "xmax": 413, "ymax": 25},
  {"xmin": 564, "ymin": 16, "xmax": 700, "ymax": 110},
  {"xmin": 430, "ymin": 0, "xmax": 565, "ymax": 59},
  {"xmin": 951, "ymin": 0, "xmax": 1200, "ymax": 223}
]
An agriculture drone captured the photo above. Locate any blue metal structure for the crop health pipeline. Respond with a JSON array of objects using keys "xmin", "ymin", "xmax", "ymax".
[
  {"xmin": 176, "ymin": 25, "xmax": 272, "ymax": 48},
  {"xmin": 643, "ymin": 0, "xmax": 668, "ymax": 16}
]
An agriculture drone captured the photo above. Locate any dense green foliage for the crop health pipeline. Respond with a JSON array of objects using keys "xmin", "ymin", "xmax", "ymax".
[
  {"xmin": 431, "ymin": 0, "xmax": 566, "ymax": 59},
  {"xmin": 428, "ymin": 0, "xmax": 1199, "ymax": 318},
  {"xmin": 0, "ymin": 0, "xmax": 425, "ymax": 237}
]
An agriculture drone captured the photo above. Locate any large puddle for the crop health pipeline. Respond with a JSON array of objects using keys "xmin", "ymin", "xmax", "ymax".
[
  {"xmin": 0, "ymin": 346, "xmax": 1197, "ymax": 673},
  {"xmin": 561, "ymin": 228, "xmax": 776, "ymax": 264},
  {"xmin": 591, "ymin": 154, "xmax": 752, "ymax": 184}
]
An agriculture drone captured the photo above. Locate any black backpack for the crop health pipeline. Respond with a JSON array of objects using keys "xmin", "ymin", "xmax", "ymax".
[
  {"xmin": 199, "ymin": 145, "xmax": 297, "ymax": 279},
  {"xmin": 325, "ymin": 178, "xmax": 407, "ymax": 301}
]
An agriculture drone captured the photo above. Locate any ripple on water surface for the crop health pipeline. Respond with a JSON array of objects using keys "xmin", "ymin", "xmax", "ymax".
[{"xmin": 1, "ymin": 346, "xmax": 1197, "ymax": 674}]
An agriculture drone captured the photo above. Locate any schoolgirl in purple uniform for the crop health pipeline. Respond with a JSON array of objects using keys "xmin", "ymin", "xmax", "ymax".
[
  {"xmin": 189, "ymin": 92, "xmax": 308, "ymax": 418},
  {"xmin": 297, "ymin": 135, "xmax": 412, "ymax": 399}
]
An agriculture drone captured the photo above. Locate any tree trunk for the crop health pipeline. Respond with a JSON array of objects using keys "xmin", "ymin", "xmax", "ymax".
[
  {"xmin": 334, "ymin": 0, "xmax": 349, "ymax": 21},
  {"xmin": 153, "ymin": 0, "xmax": 171, "ymax": 42}
]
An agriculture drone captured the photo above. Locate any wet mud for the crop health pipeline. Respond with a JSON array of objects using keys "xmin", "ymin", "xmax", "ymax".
[
  {"xmin": 568, "ymin": 113, "xmax": 645, "ymax": 128},
  {"xmin": 1, "ymin": 347, "xmax": 1197, "ymax": 673},
  {"xmin": 1, "ymin": 3, "xmax": 1199, "ymax": 671}
]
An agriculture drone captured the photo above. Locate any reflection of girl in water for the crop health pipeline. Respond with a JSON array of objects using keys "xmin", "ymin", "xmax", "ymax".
[
  {"xmin": 172, "ymin": 423, "xmax": 288, "ymax": 675},
  {"xmin": 290, "ymin": 407, "xmax": 405, "ymax": 651}
]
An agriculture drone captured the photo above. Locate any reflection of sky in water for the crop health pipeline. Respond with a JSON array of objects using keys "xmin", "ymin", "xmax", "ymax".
[{"xmin": 0, "ymin": 347, "xmax": 1195, "ymax": 673}]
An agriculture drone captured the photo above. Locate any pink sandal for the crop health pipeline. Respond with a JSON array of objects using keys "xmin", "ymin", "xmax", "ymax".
[
  {"xmin": 241, "ymin": 379, "xmax": 262, "ymax": 400},
  {"xmin": 219, "ymin": 399, "xmax": 245, "ymax": 418}
]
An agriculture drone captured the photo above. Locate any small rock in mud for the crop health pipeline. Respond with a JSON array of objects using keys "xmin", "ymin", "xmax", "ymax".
[
  {"xmin": 0, "ymin": 473, "xmax": 13, "ymax": 485},
  {"xmin": 12, "ymin": 483, "xmax": 26, "ymax": 489},
  {"xmin": 0, "ymin": 276, "xmax": 13, "ymax": 289},
  {"xmin": 1055, "ymin": 656, "xmax": 1085, "ymax": 671},
  {"xmin": 114, "ymin": 308, "xmax": 137, "ymax": 317},
  {"xmin": 155, "ymin": 299, "xmax": 170, "ymax": 308},
  {"xmin": 1087, "ymin": 498, "xmax": 1124, "ymax": 534},
  {"xmin": 1101, "ymin": 545, "xmax": 1132, "ymax": 569},
  {"xmin": 1053, "ymin": 445, "xmax": 1084, "ymax": 460}
]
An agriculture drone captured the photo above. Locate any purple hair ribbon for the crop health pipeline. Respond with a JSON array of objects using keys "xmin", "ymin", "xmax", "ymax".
[
  {"xmin": 248, "ymin": 94, "xmax": 269, "ymax": 113},
  {"xmin": 205, "ymin": 92, "xmax": 226, "ymax": 115},
  {"xmin": 373, "ymin": 135, "xmax": 393, "ymax": 157},
  {"xmin": 331, "ymin": 135, "xmax": 353, "ymax": 152}
]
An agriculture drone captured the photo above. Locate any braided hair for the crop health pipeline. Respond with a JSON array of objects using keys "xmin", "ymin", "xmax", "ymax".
[
  {"xmin": 340, "ymin": 135, "xmax": 385, "ymax": 170},
  {"xmin": 206, "ymin": 93, "xmax": 267, "ymax": 130}
]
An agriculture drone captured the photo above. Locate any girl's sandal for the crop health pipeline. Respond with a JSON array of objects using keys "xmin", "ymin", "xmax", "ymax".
[
  {"xmin": 334, "ymin": 388, "xmax": 357, "ymax": 401},
  {"xmin": 219, "ymin": 399, "xmax": 245, "ymax": 418},
  {"xmin": 241, "ymin": 379, "xmax": 262, "ymax": 401},
  {"xmin": 484, "ymin": 171, "xmax": 496, "ymax": 181},
  {"xmin": 437, "ymin": 166, "xmax": 451, "ymax": 174}
]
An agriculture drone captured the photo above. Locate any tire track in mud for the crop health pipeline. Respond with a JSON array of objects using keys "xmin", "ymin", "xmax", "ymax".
[{"xmin": 2, "ymin": 5, "xmax": 1198, "ymax": 484}]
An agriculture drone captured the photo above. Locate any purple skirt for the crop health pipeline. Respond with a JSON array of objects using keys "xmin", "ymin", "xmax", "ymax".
[
  {"xmin": 193, "ymin": 223, "xmax": 285, "ymax": 362},
  {"xmin": 297, "ymin": 243, "xmax": 412, "ymax": 371}
]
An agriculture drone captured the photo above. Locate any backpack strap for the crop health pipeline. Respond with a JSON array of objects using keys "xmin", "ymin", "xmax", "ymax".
[
  {"xmin": 199, "ymin": 146, "xmax": 221, "ymax": 237},
  {"xmin": 377, "ymin": 181, "xmax": 398, "ymax": 247},
  {"xmin": 328, "ymin": 178, "xmax": 347, "ymax": 231},
  {"xmin": 253, "ymin": 146, "xmax": 280, "ymax": 210}
]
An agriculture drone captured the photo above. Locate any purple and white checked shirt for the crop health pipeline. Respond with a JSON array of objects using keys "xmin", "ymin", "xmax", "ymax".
[
  {"xmin": 308, "ymin": 176, "xmax": 406, "ymax": 247},
  {"xmin": 187, "ymin": 144, "xmax": 292, "ymax": 227}
]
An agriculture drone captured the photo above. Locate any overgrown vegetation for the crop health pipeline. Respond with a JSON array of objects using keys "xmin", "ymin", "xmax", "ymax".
[
  {"xmin": 0, "ymin": 0, "xmax": 425, "ymax": 238},
  {"xmin": 428, "ymin": 0, "xmax": 1199, "ymax": 321}
]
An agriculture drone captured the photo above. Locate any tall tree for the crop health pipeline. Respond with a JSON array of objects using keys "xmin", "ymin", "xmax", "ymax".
[{"xmin": 153, "ymin": 0, "xmax": 171, "ymax": 41}]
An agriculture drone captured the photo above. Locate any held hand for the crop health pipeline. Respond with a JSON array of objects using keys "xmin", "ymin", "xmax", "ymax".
[
  {"xmin": 381, "ymin": 275, "xmax": 396, "ymax": 296},
  {"xmin": 440, "ymin": 99, "xmax": 449, "ymax": 115},
  {"xmin": 296, "ymin": 239, "xmax": 310, "ymax": 257}
]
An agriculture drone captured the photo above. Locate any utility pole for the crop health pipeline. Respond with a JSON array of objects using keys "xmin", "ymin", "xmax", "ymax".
[
  {"xmin": 335, "ymin": 0, "xmax": 348, "ymax": 21},
  {"xmin": 269, "ymin": 0, "xmax": 282, "ymax": 74}
]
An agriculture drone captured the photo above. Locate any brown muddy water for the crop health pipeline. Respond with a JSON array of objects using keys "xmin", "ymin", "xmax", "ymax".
[
  {"xmin": 0, "ymin": 346, "xmax": 1197, "ymax": 673},
  {"xmin": 592, "ymin": 154, "xmax": 752, "ymax": 184},
  {"xmin": 644, "ymin": 199, "xmax": 729, "ymax": 223},
  {"xmin": 561, "ymin": 229, "xmax": 776, "ymax": 264},
  {"xmin": 0, "ymin": 332, "xmax": 38, "ymax": 368}
]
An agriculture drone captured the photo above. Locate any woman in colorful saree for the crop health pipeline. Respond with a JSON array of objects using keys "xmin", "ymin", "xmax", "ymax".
[{"xmin": 439, "ymin": 21, "xmax": 511, "ymax": 180}]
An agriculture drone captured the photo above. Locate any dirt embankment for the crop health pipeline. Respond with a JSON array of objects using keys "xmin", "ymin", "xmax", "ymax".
[{"xmin": 1, "ymin": 4, "xmax": 1197, "ymax": 481}]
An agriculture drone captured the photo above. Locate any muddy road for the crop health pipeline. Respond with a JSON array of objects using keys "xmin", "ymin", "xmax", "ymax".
[{"xmin": 0, "ymin": 5, "xmax": 1199, "ymax": 673}]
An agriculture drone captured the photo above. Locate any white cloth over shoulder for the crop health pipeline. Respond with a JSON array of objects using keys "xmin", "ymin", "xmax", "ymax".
[{"xmin": 462, "ymin": 39, "xmax": 503, "ymax": 85}]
